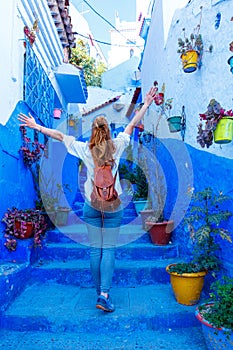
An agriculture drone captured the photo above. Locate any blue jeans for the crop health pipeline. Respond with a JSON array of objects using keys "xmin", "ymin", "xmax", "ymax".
[{"xmin": 83, "ymin": 201, "xmax": 123, "ymax": 294}]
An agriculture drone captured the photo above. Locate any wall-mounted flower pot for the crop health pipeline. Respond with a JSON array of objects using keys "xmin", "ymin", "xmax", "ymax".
[
  {"xmin": 181, "ymin": 50, "xmax": 199, "ymax": 73},
  {"xmin": 53, "ymin": 108, "xmax": 62, "ymax": 119},
  {"xmin": 154, "ymin": 93, "xmax": 164, "ymax": 105},
  {"xmin": 167, "ymin": 116, "xmax": 182, "ymax": 133},
  {"xmin": 143, "ymin": 132, "xmax": 152, "ymax": 143},
  {"xmin": 137, "ymin": 123, "xmax": 144, "ymax": 132},
  {"xmin": 214, "ymin": 117, "xmax": 233, "ymax": 144},
  {"xmin": 227, "ymin": 55, "xmax": 233, "ymax": 74},
  {"xmin": 68, "ymin": 119, "xmax": 75, "ymax": 127}
]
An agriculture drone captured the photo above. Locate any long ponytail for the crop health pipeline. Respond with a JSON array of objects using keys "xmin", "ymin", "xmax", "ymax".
[{"xmin": 89, "ymin": 115, "xmax": 116, "ymax": 166}]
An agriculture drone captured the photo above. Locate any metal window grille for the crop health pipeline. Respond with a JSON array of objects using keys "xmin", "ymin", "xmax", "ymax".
[{"xmin": 24, "ymin": 40, "xmax": 54, "ymax": 128}]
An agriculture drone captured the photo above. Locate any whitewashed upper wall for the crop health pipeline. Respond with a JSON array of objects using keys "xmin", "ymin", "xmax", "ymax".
[
  {"xmin": 140, "ymin": 0, "xmax": 233, "ymax": 159},
  {"xmin": 0, "ymin": 0, "xmax": 64, "ymax": 125}
]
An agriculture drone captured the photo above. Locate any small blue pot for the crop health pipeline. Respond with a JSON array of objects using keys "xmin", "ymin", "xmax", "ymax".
[{"xmin": 227, "ymin": 55, "xmax": 233, "ymax": 74}]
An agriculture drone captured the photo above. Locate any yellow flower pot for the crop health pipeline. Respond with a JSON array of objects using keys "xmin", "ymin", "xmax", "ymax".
[
  {"xmin": 214, "ymin": 117, "xmax": 233, "ymax": 144},
  {"xmin": 166, "ymin": 264, "xmax": 207, "ymax": 306},
  {"xmin": 181, "ymin": 50, "xmax": 199, "ymax": 73},
  {"xmin": 69, "ymin": 119, "xmax": 75, "ymax": 127}
]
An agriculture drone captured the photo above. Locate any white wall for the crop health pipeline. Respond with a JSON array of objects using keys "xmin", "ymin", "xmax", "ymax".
[
  {"xmin": 140, "ymin": 0, "xmax": 233, "ymax": 158},
  {"xmin": 0, "ymin": 0, "xmax": 65, "ymax": 125}
]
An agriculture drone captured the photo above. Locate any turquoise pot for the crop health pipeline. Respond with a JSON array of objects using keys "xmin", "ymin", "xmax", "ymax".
[
  {"xmin": 196, "ymin": 308, "xmax": 233, "ymax": 350},
  {"xmin": 167, "ymin": 116, "xmax": 182, "ymax": 133},
  {"xmin": 133, "ymin": 200, "xmax": 147, "ymax": 215},
  {"xmin": 227, "ymin": 56, "xmax": 233, "ymax": 74}
]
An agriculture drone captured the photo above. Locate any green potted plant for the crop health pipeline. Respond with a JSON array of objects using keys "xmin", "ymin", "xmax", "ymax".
[
  {"xmin": 166, "ymin": 188, "xmax": 232, "ymax": 305},
  {"xmin": 132, "ymin": 160, "xmax": 149, "ymax": 215},
  {"xmin": 2, "ymin": 207, "xmax": 47, "ymax": 251},
  {"xmin": 196, "ymin": 276, "xmax": 233, "ymax": 349},
  {"xmin": 197, "ymin": 99, "xmax": 233, "ymax": 148}
]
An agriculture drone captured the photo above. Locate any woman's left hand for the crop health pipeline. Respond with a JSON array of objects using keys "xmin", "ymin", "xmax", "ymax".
[
  {"xmin": 18, "ymin": 112, "xmax": 38, "ymax": 129},
  {"xmin": 144, "ymin": 86, "xmax": 157, "ymax": 107}
]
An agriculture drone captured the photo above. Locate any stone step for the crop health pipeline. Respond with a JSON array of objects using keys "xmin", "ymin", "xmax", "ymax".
[
  {"xmin": 45, "ymin": 222, "xmax": 160, "ymax": 245},
  {"xmin": 0, "ymin": 327, "xmax": 207, "ymax": 349},
  {"xmin": 1, "ymin": 282, "xmax": 204, "ymax": 337},
  {"xmin": 39, "ymin": 241, "xmax": 178, "ymax": 261},
  {"xmin": 0, "ymin": 261, "xmax": 31, "ymax": 312},
  {"xmin": 30, "ymin": 258, "xmax": 176, "ymax": 287}
]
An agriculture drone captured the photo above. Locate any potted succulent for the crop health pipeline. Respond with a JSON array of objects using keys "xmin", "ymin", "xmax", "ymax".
[
  {"xmin": 197, "ymin": 99, "xmax": 233, "ymax": 148},
  {"xmin": 23, "ymin": 19, "xmax": 39, "ymax": 47},
  {"xmin": 2, "ymin": 207, "xmax": 47, "ymax": 251},
  {"xmin": 177, "ymin": 7, "xmax": 213, "ymax": 73},
  {"xmin": 196, "ymin": 276, "xmax": 233, "ymax": 349},
  {"xmin": 166, "ymin": 188, "xmax": 232, "ymax": 305},
  {"xmin": 19, "ymin": 126, "xmax": 45, "ymax": 168}
]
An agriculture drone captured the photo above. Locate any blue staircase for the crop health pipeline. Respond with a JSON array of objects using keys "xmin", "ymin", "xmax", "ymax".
[{"xmin": 0, "ymin": 204, "xmax": 207, "ymax": 349}]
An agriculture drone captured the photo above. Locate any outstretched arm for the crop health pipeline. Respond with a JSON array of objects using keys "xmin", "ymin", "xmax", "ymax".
[
  {"xmin": 18, "ymin": 113, "xmax": 64, "ymax": 141},
  {"xmin": 124, "ymin": 86, "xmax": 157, "ymax": 135}
]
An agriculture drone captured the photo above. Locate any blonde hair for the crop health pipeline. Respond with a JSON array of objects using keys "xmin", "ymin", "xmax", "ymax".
[{"xmin": 89, "ymin": 115, "xmax": 116, "ymax": 166}]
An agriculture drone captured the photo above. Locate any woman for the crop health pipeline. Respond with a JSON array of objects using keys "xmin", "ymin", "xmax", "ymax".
[{"xmin": 18, "ymin": 86, "xmax": 157, "ymax": 312}]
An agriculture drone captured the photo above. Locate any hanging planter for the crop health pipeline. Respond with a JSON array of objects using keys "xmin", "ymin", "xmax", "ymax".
[
  {"xmin": 167, "ymin": 116, "xmax": 182, "ymax": 133},
  {"xmin": 197, "ymin": 100, "xmax": 233, "ymax": 148},
  {"xmin": 154, "ymin": 93, "xmax": 164, "ymax": 105},
  {"xmin": 227, "ymin": 55, "xmax": 233, "ymax": 74},
  {"xmin": 180, "ymin": 50, "xmax": 199, "ymax": 73},
  {"xmin": 68, "ymin": 119, "xmax": 75, "ymax": 127},
  {"xmin": 53, "ymin": 108, "xmax": 62, "ymax": 119},
  {"xmin": 213, "ymin": 117, "xmax": 233, "ymax": 144}
]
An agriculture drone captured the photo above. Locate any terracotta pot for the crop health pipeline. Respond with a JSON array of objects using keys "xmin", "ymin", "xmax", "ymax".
[
  {"xmin": 146, "ymin": 220, "xmax": 174, "ymax": 245},
  {"xmin": 15, "ymin": 220, "xmax": 34, "ymax": 239}
]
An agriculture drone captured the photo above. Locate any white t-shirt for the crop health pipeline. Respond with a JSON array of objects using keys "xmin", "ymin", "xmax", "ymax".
[{"xmin": 62, "ymin": 132, "xmax": 130, "ymax": 201}]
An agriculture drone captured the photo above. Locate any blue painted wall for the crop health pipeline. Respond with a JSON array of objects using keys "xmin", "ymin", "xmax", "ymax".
[{"xmin": 154, "ymin": 137, "xmax": 233, "ymax": 271}]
